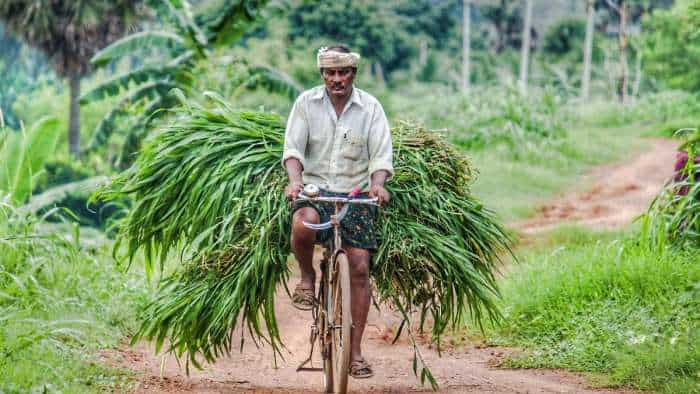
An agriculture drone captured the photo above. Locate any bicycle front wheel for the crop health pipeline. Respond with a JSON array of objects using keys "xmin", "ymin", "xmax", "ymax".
[{"xmin": 330, "ymin": 251, "xmax": 352, "ymax": 393}]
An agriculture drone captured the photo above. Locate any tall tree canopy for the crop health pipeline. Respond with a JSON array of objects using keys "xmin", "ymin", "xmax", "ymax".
[
  {"xmin": 82, "ymin": 0, "xmax": 298, "ymax": 168},
  {"xmin": 643, "ymin": 0, "xmax": 700, "ymax": 91},
  {"xmin": 287, "ymin": 0, "xmax": 462, "ymax": 79},
  {"xmin": 0, "ymin": 0, "xmax": 143, "ymax": 157}
]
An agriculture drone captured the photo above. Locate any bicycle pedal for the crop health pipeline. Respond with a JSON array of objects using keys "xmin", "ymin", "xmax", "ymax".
[{"xmin": 296, "ymin": 367, "xmax": 324, "ymax": 372}]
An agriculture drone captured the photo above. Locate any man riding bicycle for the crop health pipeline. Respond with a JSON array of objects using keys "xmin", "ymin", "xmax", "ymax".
[{"xmin": 282, "ymin": 45, "xmax": 393, "ymax": 379}]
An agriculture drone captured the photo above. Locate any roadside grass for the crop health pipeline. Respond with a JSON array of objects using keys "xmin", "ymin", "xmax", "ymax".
[
  {"xmin": 491, "ymin": 227, "xmax": 699, "ymax": 393},
  {"xmin": 385, "ymin": 86, "xmax": 694, "ymax": 222},
  {"xmin": 470, "ymin": 122, "xmax": 649, "ymax": 220},
  {"xmin": 0, "ymin": 210, "xmax": 148, "ymax": 392}
]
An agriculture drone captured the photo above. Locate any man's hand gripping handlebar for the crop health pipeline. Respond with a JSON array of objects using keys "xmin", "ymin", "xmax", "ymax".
[{"xmin": 296, "ymin": 184, "xmax": 379, "ymax": 231}]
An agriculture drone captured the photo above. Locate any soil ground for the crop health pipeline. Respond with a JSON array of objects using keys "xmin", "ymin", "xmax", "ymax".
[
  {"xmin": 108, "ymin": 139, "xmax": 678, "ymax": 393},
  {"xmin": 514, "ymin": 138, "xmax": 678, "ymax": 234},
  {"xmin": 104, "ymin": 296, "xmax": 630, "ymax": 393}
]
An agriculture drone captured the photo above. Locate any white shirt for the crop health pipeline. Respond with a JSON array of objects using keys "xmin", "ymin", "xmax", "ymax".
[{"xmin": 282, "ymin": 85, "xmax": 394, "ymax": 193}]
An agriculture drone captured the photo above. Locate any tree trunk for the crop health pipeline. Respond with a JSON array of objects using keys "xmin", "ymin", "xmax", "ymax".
[
  {"xmin": 519, "ymin": 0, "xmax": 534, "ymax": 93},
  {"xmin": 68, "ymin": 73, "xmax": 81, "ymax": 158},
  {"xmin": 495, "ymin": 0, "xmax": 507, "ymax": 53},
  {"xmin": 581, "ymin": 0, "xmax": 595, "ymax": 101},
  {"xmin": 603, "ymin": 45, "xmax": 617, "ymax": 100},
  {"xmin": 373, "ymin": 62, "xmax": 385, "ymax": 87},
  {"xmin": 419, "ymin": 39, "xmax": 428, "ymax": 67},
  {"xmin": 617, "ymin": 0, "xmax": 629, "ymax": 103},
  {"xmin": 632, "ymin": 40, "xmax": 643, "ymax": 97},
  {"xmin": 462, "ymin": 0, "xmax": 471, "ymax": 93}
]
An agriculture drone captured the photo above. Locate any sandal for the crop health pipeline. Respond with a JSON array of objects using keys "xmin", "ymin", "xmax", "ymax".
[
  {"xmin": 349, "ymin": 358, "xmax": 374, "ymax": 379},
  {"xmin": 291, "ymin": 282, "xmax": 315, "ymax": 311}
]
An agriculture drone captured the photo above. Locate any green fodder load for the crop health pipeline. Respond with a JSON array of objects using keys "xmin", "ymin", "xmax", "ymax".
[
  {"xmin": 99, "ymin": 91, "xmax": 512, "ymax": 375},
  {"xmin": 642, "ymin": 129, "xmax": 700, "ymax": 249}
]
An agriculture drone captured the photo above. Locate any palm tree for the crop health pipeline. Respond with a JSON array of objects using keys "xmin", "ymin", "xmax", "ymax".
[
  {"xmin": 82, "ymin": 0, "xmax": 300, "ymax": 167},
  {"xmin": 0, "ymin": 0, "xmax": 143, "ymax": 158}
]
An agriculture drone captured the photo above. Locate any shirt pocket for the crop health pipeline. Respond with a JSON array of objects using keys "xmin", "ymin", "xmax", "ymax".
[{"xmin": 341, "ymin": 129, "xmax": 364, "ymax": 160}]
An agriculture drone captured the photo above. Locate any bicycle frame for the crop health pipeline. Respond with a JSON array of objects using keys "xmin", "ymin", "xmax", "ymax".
[{"xmin": 294, "ymin": 191, "xmax": 378, "ymax": 392}]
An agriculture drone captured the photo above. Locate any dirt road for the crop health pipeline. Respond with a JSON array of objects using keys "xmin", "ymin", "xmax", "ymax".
[
  {"xmin": 109, "ymin": 139, "xmax": 678, "ymax": 393},
  {"xmin": 109, "ymin": 291, "xmax": 626, "ymax": 394},
  {"xmin": 515, "ymin": 138, "xmax": 678, "ymax": 234}
]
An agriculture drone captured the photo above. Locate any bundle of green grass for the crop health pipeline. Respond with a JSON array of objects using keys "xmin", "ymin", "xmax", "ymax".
[
  {"xmin": 642, "ymin": 129, "xmax": 700, "ymax": 249},
  {"xmin": 100, "ymin": 91, "xmax": 512, "ymax": 374}
]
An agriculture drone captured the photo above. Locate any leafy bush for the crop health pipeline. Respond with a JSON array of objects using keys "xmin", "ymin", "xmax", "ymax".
[
  {"xmin": 83, "ymin": 0, "xmax": 295, "ymax": 164},
  {"xmin": 641, "ymin": 129, "xmax": 700, "ymax": 249},
  {"xmin": 12, "ymin": 79, "xmax": 121, "ymax": 155},
  {"xmin": 287, "ymin": 0, "xmax": 459, "ymax": 77},
  {"xmin": 385, "ymin": 84, "xmax": 567, "ymax": 151},
  {"xmin": 20, "ymin": 157, "xmax": 125, "ymax": 234},
  {"xmin": 576, "ymin": 91, "xmax": 700, "ymax": 130},
  {"xmin": 0, "ymin": 205, "xmax": 147, "ymax": 392},
  {"xmin": 32, "ymin": 159, "xmax": 95, "ymax": 194},
  {"xmin": 643, "ymin": 0, "xmax": 700, "ymax": 92},
  {"xmin": 0, "ymin": 116, "xmax": 60, "ymax": 205},
  {"xmin": 542, "ymin": 18, "xmax": 587, "ymax": 58},
  {"xmin": 495, "ymin": 234, "xmax": 699, "ymax": 392}
]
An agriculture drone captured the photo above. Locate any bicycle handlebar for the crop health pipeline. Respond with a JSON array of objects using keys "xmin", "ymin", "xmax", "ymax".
[
  {"xmin": 297, "ymin": 192, "xmax": 380, "ymax": 231},
  {"xmin": 297, "ymin": 193, "xmax": 380, "ymax": 206}
]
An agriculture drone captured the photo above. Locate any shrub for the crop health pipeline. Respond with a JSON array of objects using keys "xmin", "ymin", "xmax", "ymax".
[
  {"xmin": 576, "ymin": 91, "xmax": 700, "ymax": 129},
  {"xmin": 0, "ymin": 205, "xmax": 147, "ymax": 391},
  {"xmin": 385, "ymin": 84, "xmax": 567, "ymax": 151},
  {"xmin": 495, "ymin": 235, "xmax": 699, "ymax": 392},
  {"xmin": 641, "ymin": 128, "xmax": 700, "ymax": 249}
]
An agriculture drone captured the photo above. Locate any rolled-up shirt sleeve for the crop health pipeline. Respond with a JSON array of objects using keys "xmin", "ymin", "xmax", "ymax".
[
  {"xmin": 367, "ymin": 104, "xmax": 394, "ymax": 182},
  {"xmin": 282, "ymin": 97, "xmax": 309, "ymax": 169}
]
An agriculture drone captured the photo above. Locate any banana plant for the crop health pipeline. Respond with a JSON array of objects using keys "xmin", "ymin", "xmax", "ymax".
[
  {"xmin": 0, "ymin": 115, "xmax": 61, "ymax": 205},
  {"xmin": 82, "ymin": 0, "xmax": 300, "ymax": 165}
]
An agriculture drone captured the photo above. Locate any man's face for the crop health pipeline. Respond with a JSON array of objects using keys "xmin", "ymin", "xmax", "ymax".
[{"xmin": 321, "ymin": 67, "xmax": 355, "ymax": 99}]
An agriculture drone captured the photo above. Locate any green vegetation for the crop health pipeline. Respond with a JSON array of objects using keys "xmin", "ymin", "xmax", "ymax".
[
  {"xmin": 492, "ymin": 229, "xmax": 699, "ymax": 393},
  {"xmin": 642, "ymin": 128, "xmax": 699, "ymax": 249},
  {"xmin": 0, "ymin": 206, "xmax": 147, "ymax": 392},
  {"xmin": 84, "ymin": 0, "xmax": 298, "ymax": 167},
  {"xmin": 471, "ymin": 122, "xmax": 647, "ymax": 220},
  {"xmin": 0, "ymin": 116, "xmax": 61, "ymax": 204},
  {"xmin": 384, "ymin": 84, "xmax": 567, "ymax": 151},
  {"xmin": 644, "ymin": 0, "xmax": 700, "ymax": 91},
  {"xmin": 0, "ymin": 0, "xmax": 144, "ymax": 157}
]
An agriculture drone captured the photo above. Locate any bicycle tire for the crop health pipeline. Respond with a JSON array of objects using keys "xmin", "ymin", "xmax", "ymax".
[
  {"xmin": 321, "ymin": 258, "xmax": 333, "ymax": 393},
  {"xmin": 330, "ymin": 252, "xmax": 352, "ymax": 393}
]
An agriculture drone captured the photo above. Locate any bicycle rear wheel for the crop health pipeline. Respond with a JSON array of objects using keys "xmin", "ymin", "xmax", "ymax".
[{"xmin": 330, "ymin": 252, "xmax": 352, "ymax": 393}]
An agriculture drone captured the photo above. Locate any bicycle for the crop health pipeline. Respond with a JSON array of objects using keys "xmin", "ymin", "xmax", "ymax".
[{"xmin": 295, "ymin": 184, "xmax": 378, "ymax": 394}]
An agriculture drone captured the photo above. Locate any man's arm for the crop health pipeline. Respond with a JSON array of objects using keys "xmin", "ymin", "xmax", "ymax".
[
  {"xmin": 367, "ymin": 104, "xmax": 394, "ymax": 204},
  {"xmin": 284, "ymin": 158, "xmax": 304, "ymax": 200},
  {"xmin": 282, "ymin": 96, "xmax": 309, "ymax": 200},
  {"xmin": 370, "ymin": 169, "xmax": 391, "ymax": 204}
]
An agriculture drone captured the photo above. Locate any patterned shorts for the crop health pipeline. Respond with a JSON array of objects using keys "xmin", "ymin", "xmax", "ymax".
[{"xmin": 291, "ymin": 189, "xmax": 378, "ymax": 250}]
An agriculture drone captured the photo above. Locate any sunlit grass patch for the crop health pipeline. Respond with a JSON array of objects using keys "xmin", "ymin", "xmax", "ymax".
[
  {"xmin": 471, "ymin": 123, "xmax": 648, "ymax": 220},
  {"xmin": 492, "ymin": 230, "xmax": 699, "ymax": 392},
  {"xmin": 0, "ymin": 207, "xmax": 148, "ymax": 392}
]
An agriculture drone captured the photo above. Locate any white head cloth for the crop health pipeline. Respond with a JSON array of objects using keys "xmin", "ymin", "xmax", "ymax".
[{"xmin": 317, "ymin": 47, "xmax": 361, "ymax": 69}]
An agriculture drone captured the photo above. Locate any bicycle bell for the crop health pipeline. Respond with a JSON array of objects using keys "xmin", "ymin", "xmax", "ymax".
[{"xmin": 303, "ymin": 184, "xmax": 320, "ymax": 197}]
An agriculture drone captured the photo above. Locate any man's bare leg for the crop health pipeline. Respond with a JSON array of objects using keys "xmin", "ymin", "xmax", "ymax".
[
  {"xmin": 291, "ymin": 207, "xmax": 319, "ymax": 291},
  {"xmin": 345, "ymin": 245, "xmax": 371, "ymax": 364}
]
